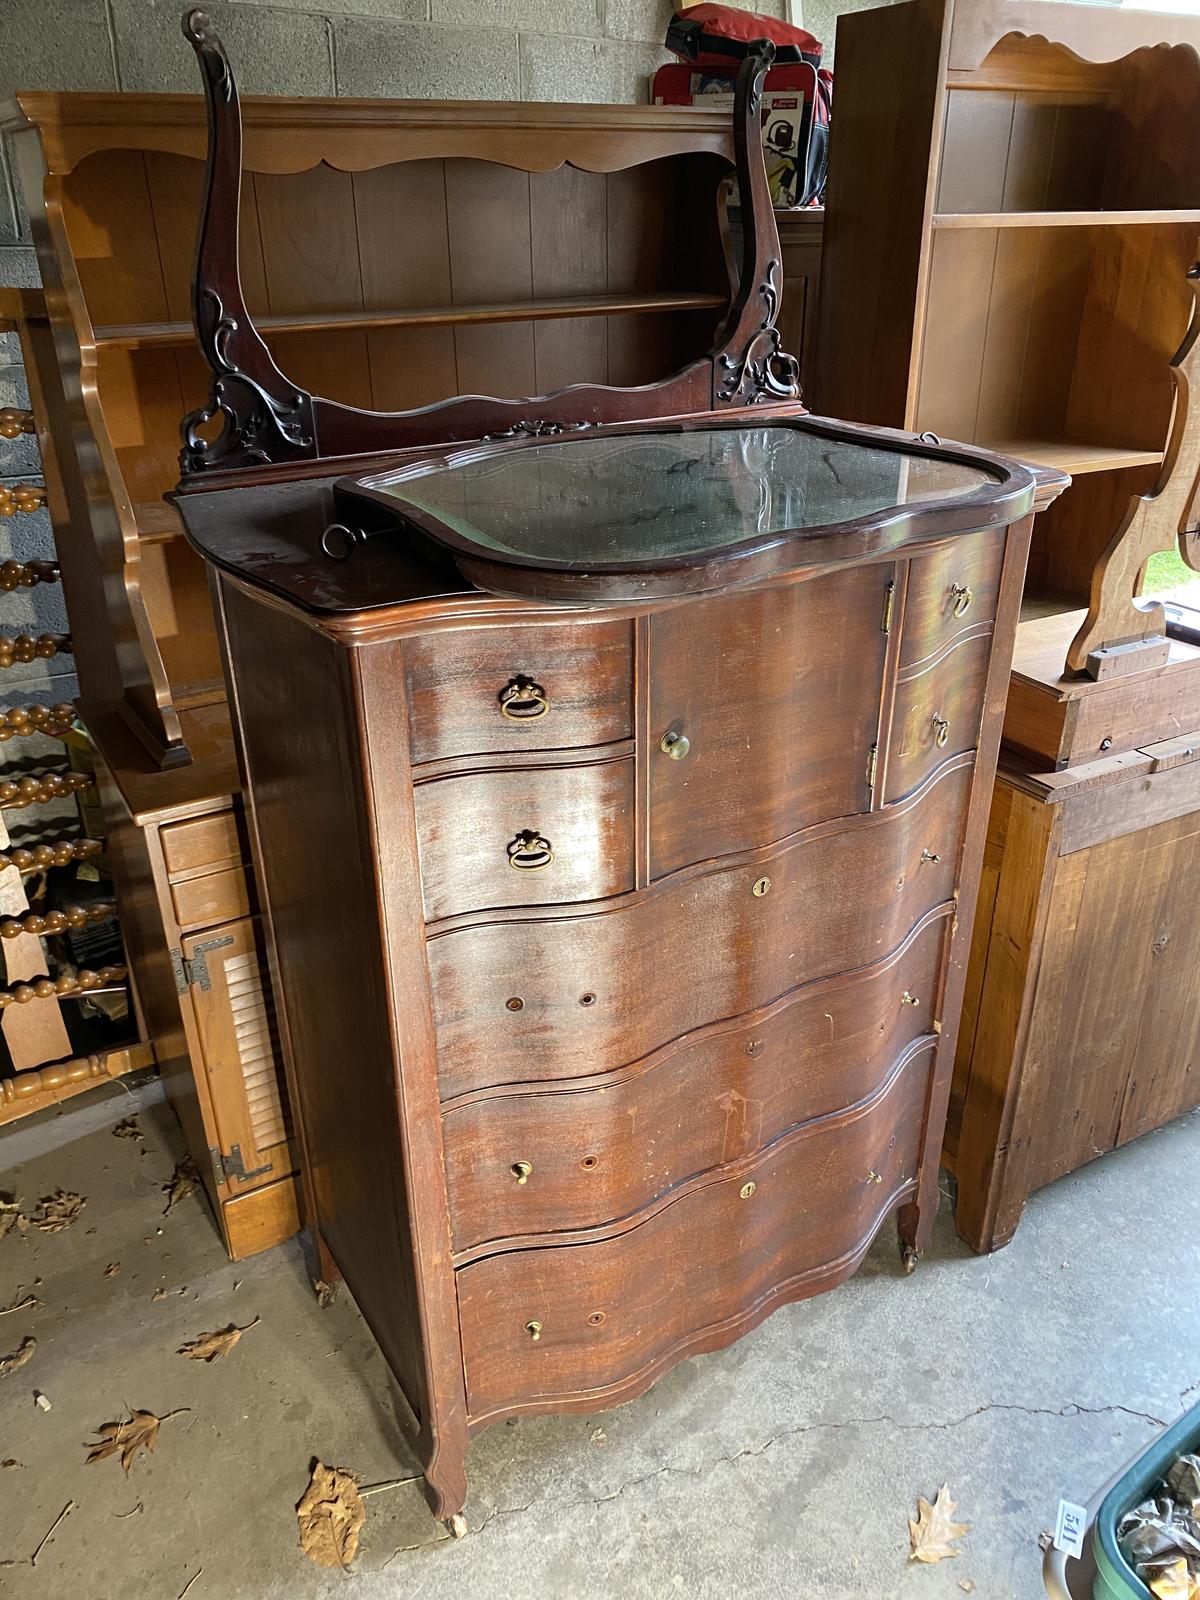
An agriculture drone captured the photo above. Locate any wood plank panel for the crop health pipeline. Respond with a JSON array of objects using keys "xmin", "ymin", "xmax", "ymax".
[
  {"xmin": 445, "ymin": 160, "xmax": 534, "ymax": 398},
  {"xmin": 914, "ymin": 229, "xmax": 997, "ymax": 439},
  {"xmin": 532, "ymin": 165, "xmax": 609, "ymax": 391},
  {"xmin": 936, "ymin": 90, "xmax": 1014, "ymax": 213}
]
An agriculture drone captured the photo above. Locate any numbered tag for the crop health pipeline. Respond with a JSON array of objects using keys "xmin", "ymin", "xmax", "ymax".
[{"xmin": 1054, "ymin": 1499, "xmax": 1088, "ymax": 1560}]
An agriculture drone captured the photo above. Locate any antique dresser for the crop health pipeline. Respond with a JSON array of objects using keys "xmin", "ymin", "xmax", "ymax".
[{"xmin": 170, "ymin": 12, "xmax": 1065, "ymax": 1529}]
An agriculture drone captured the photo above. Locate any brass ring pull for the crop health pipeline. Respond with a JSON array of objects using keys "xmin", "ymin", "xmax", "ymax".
[
  {"xmin": 950, "ymin": 582, "xmax": 973, "ymax": 618},
  {"xmin": 901, "ymin": 991, "xmax": 920, "ymax": 1007},
  {"xmin": 932, "ymin": 715, "xmax": 950, "ymax": 749},
  {"xmin": 511, "ymin": 1161, "xmax": 533, "ymax": 1184},
  {"xmin": 499, "ymin": 676, "xmax": 549, "ymax": 720},
  {"xmin": 507, "ymin": 830, "xmax": 554, "ymax": 871},
  {"xmin": 525, "ymin": 1320, "xmax": 542, "ymax": 1342}
]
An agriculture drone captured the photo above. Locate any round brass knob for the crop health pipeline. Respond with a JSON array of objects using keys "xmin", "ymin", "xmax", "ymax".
[
  {"xmin": 525, "ymin": 1320, "xmax": 542, "ymax": 1342},
  {"xmin": 931, "ymin": 714, "xmax": 950, "ymax": 749},
  {"xmin": 507, "ymin": 831, "xmax": 553, "ymax": 870},
  {"xmin": 660, "ymin": 728, "xmax": 690, "ymax": 760},
  {"xmin": 739, "ymin": 1181, "xmax": 756, "ymax": 1199},
  {"xmin": 500, "ymin": 676, "xmax": 549, "ymax": 720},
  {"xmin": 511, "ymin": 1161, "xmax": 533, "ymax": 1184},
  {"xmin": 950, "ymin": 582, "xmax": 973, "ymax": 618}
]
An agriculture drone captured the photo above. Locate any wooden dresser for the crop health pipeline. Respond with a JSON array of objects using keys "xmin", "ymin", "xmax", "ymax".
[{"xmin": 169, "ymin": 14, "xmax": 1065, "ymax": 1526}]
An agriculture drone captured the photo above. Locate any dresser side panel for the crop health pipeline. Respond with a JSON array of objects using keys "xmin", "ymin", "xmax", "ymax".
[{"xmin": 218, "ymin": 582, "xmax": 430, "ymax": 1419}]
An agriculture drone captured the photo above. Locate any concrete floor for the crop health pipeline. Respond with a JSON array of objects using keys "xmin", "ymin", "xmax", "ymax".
[{"xmin": 2, "ymin": 1077, "xmax": 1197, "ymax": 1600}]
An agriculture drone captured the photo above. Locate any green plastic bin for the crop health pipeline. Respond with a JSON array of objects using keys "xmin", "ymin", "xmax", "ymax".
[{"xmin": 1091, "ymin": 1403, "xmax": 1200, "ymax": 1600}]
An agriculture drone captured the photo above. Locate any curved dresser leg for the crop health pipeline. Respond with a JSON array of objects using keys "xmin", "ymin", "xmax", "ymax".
[
  {"xmin": 421, "ymin": 1439, "xmax": 469, "ymax": 1530},
  {"xmin": 897, "ymin": 1194, "xmax": 936, "ymax": 1274}
]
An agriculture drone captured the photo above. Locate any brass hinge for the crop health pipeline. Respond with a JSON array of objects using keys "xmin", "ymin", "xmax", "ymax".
[
  {"xmin": 866, "ymin": 742, "xmax": 879, "ymax": 793},
  {"xmin": 881, "ymin": 579, "xmax": 896, "ymax": 635},
  {"xmin": 209, "ymin": 1142, "xmax": 272, "ymax": 1187},
  {"xmin": 171, "ymin": 934, "xmax": 235, "ymax": 994}
]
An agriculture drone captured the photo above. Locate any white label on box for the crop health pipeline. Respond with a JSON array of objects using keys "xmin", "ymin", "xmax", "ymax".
[{"xmin": 1054, "ymin": 1499, "xmax": 1088, "ymax": 1559}]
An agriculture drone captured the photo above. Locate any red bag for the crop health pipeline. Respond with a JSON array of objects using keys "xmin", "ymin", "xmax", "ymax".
[{"xmin": 664, "ymin": 3, "xmax": 823, "ymax": 68}]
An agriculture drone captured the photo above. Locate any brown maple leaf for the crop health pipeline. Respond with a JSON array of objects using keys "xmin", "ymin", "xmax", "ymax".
[
  {"xmin": 296, "ymin": 1461, "xmax": 365, "ymax": 1568},
  {"xmin": 161, "ymin": 1160, "xmax": 198, "ymax": 1216},
  {"xmin": 910, "ymin": 1484, "xmax": 970, "ymax": 1562},
  {"xmin": 177, "ymin": 1316, "xmax": 260, "ymax": 1363},
  {"xmin": 112, "ymin": 1118, "xmax": 143, "ymax": 1141},
  {"xmin": 0, "ymin": 1335, "xmax": 36, "ymax": 1376},
  {"xmin": 30, "ymin": 1191, "xmax": 85, "ymax": 1233},
  {"xmin": 84, "ymin": 1408, "xmax": 187, "ymax": 1473}
]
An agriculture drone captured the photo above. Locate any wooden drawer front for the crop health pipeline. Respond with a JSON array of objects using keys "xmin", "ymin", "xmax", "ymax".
[
  {"xmin": 885, "ymin": 633, "xmax": 991, "ymax": 804},
  {"xmin": 170, "ymin": 864, "xmax": 252, "ymax": 931},
  {"xmin": 457, "ymin": 1043, "xmax": 928, "ymax": 1421},
  {"xmin": 429, "ymin": 763, "xmax": 968, "ymax": 1098},
  {"xmin": 649, "ymin": 568, "xmax": 890, "ymax": 877},
  {"xmin": 161, "ymin": 811, "xmax": 242, "ymax": 877},
  {"xmin": 414, "ymin": 758, "xmax": 635, "ymax": 922},
  {"xmin": 900, "ymin": 531, "xmax": 1003, "ymax": 669},
  {"xmin": 444, "ymin": 918, "xmax": 946, "ymax": 1253},
  {"xmin": 405, "ymin": 621, "xmax": 633, "ymax": 765}
]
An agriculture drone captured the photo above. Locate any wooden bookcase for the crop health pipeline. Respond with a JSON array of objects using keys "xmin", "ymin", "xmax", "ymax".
[
  {"xmin": 816, "ymin": 0, "xmax": 1200, "ymax": 1251},
  {"xmin": 0, "ymin": 89, "xmax": 749, "ymax": 1258}
]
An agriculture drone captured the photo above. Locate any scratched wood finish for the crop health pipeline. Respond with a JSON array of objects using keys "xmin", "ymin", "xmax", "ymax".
[
  {"xmin": 648, "ymin": 569, "xmax": 890, "ymax": 874},
  {"xmin": 413, "ymin": 758, "xmax": 635, "ymax": 922},
  {"xmin": 886, "ymin": 633, "xmax": 992, "ymax": 804},
  {"xmin": 442, "ymin": 918, "xmax": 947, "ymax": 1253},
  {"xmin": 457, "ymin": 1045, "xmax": 928, "ymax": 1423},
  {"xmin": 404, "ymin": 619, "xmax": 634, "ymax": 765},
  {"xmin": 429, "ymin": 766, "xmax": 969, "ymax": 1100}
]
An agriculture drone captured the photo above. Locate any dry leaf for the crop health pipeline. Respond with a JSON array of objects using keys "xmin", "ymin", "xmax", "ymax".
[
  {"xmin": 959, "ymin": 1581, "xmax": 977, "ymax": 1593},
  {"xmin": 151, "ymin": 1288, "xmax": 167, "ymax": 1303},
  {"xmin": 2, "ymin": 1458, "xmax": 21, "ymax": 1469},
  {"xmin": 30, "ymin": 1191, "xmax": 85, "ymax": 1233},
  {"xmin": 177, "ymin": 1316, "xmax": 260, "ymax": 1363},
  {"xmin": 0, "ymin": 1336, "xmax": 36, "ymax": 1376},
  {"xmin": 103, "ymin": 1262, "xmax": 120, "ymax": 1279},
  {"xmin": 112, "ymin": 1118, "xmax": 143, "ymax": 1141},
  {"xmin": 313, "ymin": 1279, "xmax": 336, "ymax": 1310},
  {"xmin": 84, "ymin": 1407, "xmax": 186, "ymax": 1472},
  {"xmin": 162, "ymin": 1161, "xmax": 198, "ymax": 1216},
  {"xmin": 0, "ymin": 1199, "xmax": 23, "ymax": 1240},
  {"xmin": 296, "ymin": 1461, "xmax": 365, "ymax": 1568},
  {"xmin": 909, "ymin": 1484, "xmax": 970, "ymax": 1563}
]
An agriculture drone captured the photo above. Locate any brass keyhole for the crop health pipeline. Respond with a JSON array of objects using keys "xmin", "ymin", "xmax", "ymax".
[
  {"xmin": 950, "ymin": 583, "xmax": 973, "ymax": 618},
  {"xmin": 931, "ymin": 715, "xmax": 950, "ymax": 749},
  {"xmin": 525, "ymin": 1320, "xmax": 542, "ymax": 1342},
  {"xmin": 660, "ymin": 728, "xmax": 690, "ymax": 760},
  {"xmin": 739, "ymin": 1182, "xmax": 757, "ymax": 1199},
  {"xmin": 511, "ymin": 1161, "xmax": 533, "ymax": 1184},
  {"xmin": 752, "ymin": 877, "xmax": 771, "ymax": 897}
]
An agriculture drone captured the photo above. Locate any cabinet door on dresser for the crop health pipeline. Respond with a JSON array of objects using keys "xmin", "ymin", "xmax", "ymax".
[{"xmin": 648, "ymin": 567, "xmax": 893, "ymax": 875}]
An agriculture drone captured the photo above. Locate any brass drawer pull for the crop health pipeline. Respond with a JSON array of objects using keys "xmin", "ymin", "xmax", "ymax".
[
  {"xmin": 950, "ymin": 582, "xmax": 973, "ymax": 618},
  {"xmin": 507, "ymin": 831, "xmax": 553, "ymax": 871},
  {"xmin": 525, "ymin": 1320, "xmax": 542, "ymax": 1342},
  {"xmin": 499, "ymin": 676, "xmax": 549, "ymax": 720},
  {"xmin": 901, "ymin": 991, "xmax": 920, "ymax": 1007},
  {"xmin": 511, "ymin": 1161, "xmax": 533, "ymax": 1184},
  {"xmin": 660, "ymin": 727, "xmax": 690, "ymax": 760},
  {"xmin": 920, "ymin": 848, "xmax": 941, "ymax": 864},
  {"xmin": 931, "ymin": 714, "xmax": 950, "ymax": 748}
]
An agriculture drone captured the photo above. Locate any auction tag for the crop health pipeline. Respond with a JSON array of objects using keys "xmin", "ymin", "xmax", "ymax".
[{"xmin": 1054, "ymin": 1499, "xmax": 1088, "ymax": 1559}]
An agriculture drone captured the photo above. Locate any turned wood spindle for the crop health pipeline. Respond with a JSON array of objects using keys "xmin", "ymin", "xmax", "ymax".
[
  {"xmin": 0, "ymin": 633, "xmax": 72, "ymax": 669},
  {"xmin": 0, "ymin": 559, "xmax": 60, "ymax": 591},
  {"xmin": 0, "ymin": 703, "xmax": 77, "ymax": 742},
  {"xmin": 0, "ymin": 408, "xmax": 35, "ymax": 441},
  {"xmin": 0, "ymin": 900, "xmax": 117, "ymax": 940},
  {"xmin": 0, "ymin": 838, "xmax": 102, "ymax": 874},
  {"xmin": 0, "ymin": 483, "xmax": 47, "ymax": 518},
  {"xmin": 0, "ymin": 964, "xmax": 127, "ymax": 1007},
  {"xmin": 0, "ymin": 769, "xmax": 92, "ymax": 809}
]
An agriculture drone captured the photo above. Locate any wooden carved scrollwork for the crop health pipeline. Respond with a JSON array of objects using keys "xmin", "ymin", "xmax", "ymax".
[
  {"xmin": 0, "ymin": 484, "xmax": 47, "ymax": 517},
  {"xmin": 175, "ymin": 13, "xmax": 801, "ymax": 478},
  {"xmin": 0, "ymin": 838, "xmax": 102, "ymax": 874},
  {"xmin": 0, "ymin": 560, "xmax": 60, "ymax": 591},
  {"xmin": 0, "ymin": 965, "xmax": 127, "ymax": 1007},
  {"xmin": 0, "ymin": 408, "xmax": 35, "ymax": 440},
  {"xmin": 0, "ymin": 770, "xmax": 91, "ymax": 808},
  {"xmin": 0, "ymin": 633, "xmax": 72, "ymax": 669},
  {"xmin": 1068, "ymin": 266, "xmax": 1200, "ymax": 675},
  {"xmin": 0, "ymin": 704, "xmax": 77, "ymax": 741}
]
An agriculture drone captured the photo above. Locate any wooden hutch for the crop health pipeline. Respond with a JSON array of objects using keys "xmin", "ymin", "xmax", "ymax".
[{"xmin": 815, "ymin": 0, "xmax": 1200, "ymax": 1251}]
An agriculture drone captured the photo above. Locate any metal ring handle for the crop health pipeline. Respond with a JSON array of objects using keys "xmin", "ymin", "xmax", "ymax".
[
  {"xmin": 932, "ymin": 715, "xmax": 950, "ymax": 749},
  {"xmin": 499, "ymin": 677, "xmax": 549, "ymax": 720},
  {"xmin": 507, "ymin": 831, "xmax": 554, "ymax": 871},
  {"xmin": 950, "ymin": 582, "xmax": 973, "ymax": 618}
]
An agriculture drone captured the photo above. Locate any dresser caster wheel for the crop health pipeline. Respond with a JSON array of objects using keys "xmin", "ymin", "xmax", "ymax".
[
  {"xmin": 901, "ymin": 1244, "xmax": 921, "ymax": 1275},
  {"xmin": 444, "ymin": 1514, "xmax": 468, "ymax": 1539}
]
